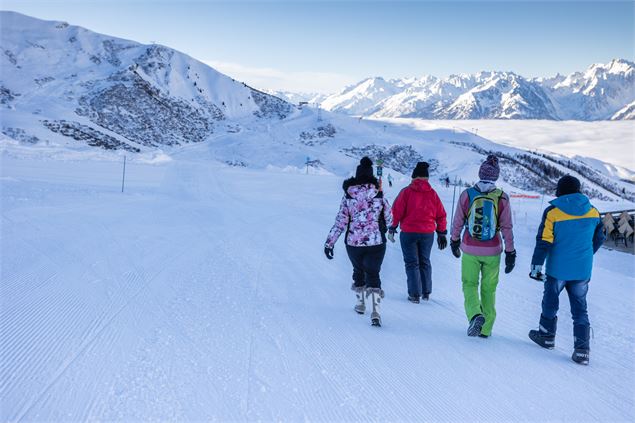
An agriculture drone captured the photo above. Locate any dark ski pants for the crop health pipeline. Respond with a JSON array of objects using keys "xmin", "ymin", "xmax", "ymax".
[
  {"xmin": 399, "ymin": 232, "xmax": 434, "ymax": 297},
  {"xmin": 346, "ymin": 243, "xmax": 386, "ymax": 289},
  {"xmin": 541, "ymin": 276, "xmax": 590, "ymax": 347}
]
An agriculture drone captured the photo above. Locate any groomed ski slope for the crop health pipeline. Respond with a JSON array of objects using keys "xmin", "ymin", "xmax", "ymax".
[{"xmin": 1, "ymin": 145, "xmax": 634, "ymax": 422}]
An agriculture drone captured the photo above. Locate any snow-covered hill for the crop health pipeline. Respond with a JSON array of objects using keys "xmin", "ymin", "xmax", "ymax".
[
  {"xmin": 321, "ymin": 60, "xmax": 635, "ymax": 121},
  {"xmin": 0, "ymin": 11, "xmax": 294, "ymax": 152},
  {"xmin": 1, "ymin": 147, "xmax": 634, "ymax": 422}
]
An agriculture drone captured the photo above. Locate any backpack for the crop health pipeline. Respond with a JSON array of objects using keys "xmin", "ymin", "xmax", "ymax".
[{"xmin": 465, "ymin": 187, "xmax": 503, "ymax": 241}]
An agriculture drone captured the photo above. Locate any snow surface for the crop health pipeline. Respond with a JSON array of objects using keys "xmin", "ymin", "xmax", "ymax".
[{"xmin": 1, "ymin": 141, "xmax": 634, "ymax": 422}]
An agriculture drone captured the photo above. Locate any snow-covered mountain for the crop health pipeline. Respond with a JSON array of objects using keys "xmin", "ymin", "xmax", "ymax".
[
  {"xmin": 0, "ymin": 11, "xmax": 294, "ymax": 152},
  {"xmin": 371, "ymin": 74, "xmax": 482, "ymax": 119},
  {"xmin": 320, "ymin": 77, "xmax": 402, "ymax": 116},
  {"xmin": 2, "ymin": 12, "xmax": 633, "ymax": 201},
  {"xmin": 549, "ymin": 59, "xmax": 635, "ymax": 120},
  {"xmin": 321, "ymin": 60, "xmax": 635, "ymax": 120},
  {"xmin": 442, "ymin": 73, "xmax": 558, "ymax": 120},
  {"xmin": 264, "ymin": 90, "xmax": 327, "ymax": 106},
  {"xmin": 611, "ymin": 100, "xmax": 635, "ymax": 120}
]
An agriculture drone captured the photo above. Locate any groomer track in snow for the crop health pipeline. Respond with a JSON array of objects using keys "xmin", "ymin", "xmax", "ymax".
[{"xmin": 1, "ymin": 144, "xmax": 633, "ymax": 422}]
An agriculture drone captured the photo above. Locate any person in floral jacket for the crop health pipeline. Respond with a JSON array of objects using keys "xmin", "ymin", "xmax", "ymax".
[{"xmin": 325, "ymin": 157, "xmax": 393, "ymax": 326}]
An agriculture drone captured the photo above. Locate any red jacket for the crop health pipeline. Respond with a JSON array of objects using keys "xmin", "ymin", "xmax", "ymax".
[{"xmin": 392, "ymin": 179, "xmax": 447, "ymax": 233}]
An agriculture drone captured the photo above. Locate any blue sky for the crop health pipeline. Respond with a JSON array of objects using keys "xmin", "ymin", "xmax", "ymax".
[{"xmin": 2, "ymin": 0, "xmax": 633, "ymax": 92}]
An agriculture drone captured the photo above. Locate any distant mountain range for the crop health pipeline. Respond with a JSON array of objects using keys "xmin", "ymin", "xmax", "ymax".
[{"xmin": 313, "ymin": 60, "xmax": 635, "ymax": 120}]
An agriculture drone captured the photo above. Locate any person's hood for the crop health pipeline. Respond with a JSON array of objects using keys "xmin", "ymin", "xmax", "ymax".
[
  {"xmin": 410, "ymin": 178, "xmax": 432, "ymax": 192},
  {"xmin": 475, "ymin": 180, "xmax": 497, "ymax": 193},
  {"xmin": 549, "ymin": 193, "xmax": 592, "ymax": 216},
  {"xmin": 343, "ymin": 176, "xmax": 379, "ymax": 194},
  {"xmin": 346, "ymin": 183, "xmax": 379, "ymax": 200}
]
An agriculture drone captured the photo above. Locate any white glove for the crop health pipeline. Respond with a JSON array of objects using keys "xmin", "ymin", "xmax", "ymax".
[{"xmin": 529, "ymin": 264, "xmax": 546, "ymax": 282}]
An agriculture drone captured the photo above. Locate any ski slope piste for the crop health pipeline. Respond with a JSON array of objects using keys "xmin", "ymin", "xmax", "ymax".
[
  {"xmin": 1, "ymin": 139, "xmax": 634, "ymax": 422},
  {"xmin": 1, "ymin": 10, "xmax": 634, "ymax": 423}
]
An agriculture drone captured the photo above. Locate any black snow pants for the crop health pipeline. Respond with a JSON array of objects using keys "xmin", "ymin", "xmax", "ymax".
[{"xmin": 346, "ymin": 243, "xmax": 386, "ymax": 289}]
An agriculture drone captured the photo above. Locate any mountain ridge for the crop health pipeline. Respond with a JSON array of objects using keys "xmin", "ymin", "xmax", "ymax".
[{"xmin": 319, "ymin": 59, "xmax": 635, "ymax": 121}]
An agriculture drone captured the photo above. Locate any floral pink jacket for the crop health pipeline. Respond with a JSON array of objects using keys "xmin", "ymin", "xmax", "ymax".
[{"xmin": 326, "ymin": 184, "xmax": 393, "ymax": 248}]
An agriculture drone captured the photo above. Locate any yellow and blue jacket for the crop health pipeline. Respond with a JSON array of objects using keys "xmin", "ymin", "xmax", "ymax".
[{"xmin": 531, "ymin": 193, "xmax": 604, "ymax": 281}]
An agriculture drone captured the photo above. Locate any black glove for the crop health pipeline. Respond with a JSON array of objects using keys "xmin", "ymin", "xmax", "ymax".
[
  {"xmin": 387, "ymin": 226, "xmax": 397, "ymax": 243},
  {"xmin": 324, "ymin": 246, "xmax": 334, "ymax": 260},
  {"xmin": 437, "ymin": 232, "xmax": 447, "ymax": 250},
  {"xmin": 450, "ymin": 239, "xmax": 461, "ymax": 258},
  {"xmin": 504, "ymin": 250, "xmax": 516, "ymax": 274}
]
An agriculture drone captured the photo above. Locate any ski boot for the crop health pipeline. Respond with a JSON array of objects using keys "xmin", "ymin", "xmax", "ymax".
[
  {"xmin": 467, "ymin": 314, "xmax": 485, "ymax": 337},
  {"xmin": 571, "ymin": 325, "xmax": 590, "ymax": 365},
  {"xmin": 352, "ymin": 284, "xmax": 366, "ymax": 314},
  {"xmin": 366, "ymin": 288, "xmax": 384, "ymax": 327},
  {"xmin": 529, "ymin": 315, "xmax": 557, "ymax": 349}
]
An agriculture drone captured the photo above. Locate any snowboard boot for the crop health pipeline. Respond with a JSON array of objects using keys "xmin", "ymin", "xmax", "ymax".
[
  {"xmin": 366, "ymin": 288, "xmax": 384, "ymax": 327},
  {"xmin": 529, "ymin": 315, "xmax": 557, "ymax": 349},
  {"xmin": 408, "ymin": 295, "xmax": 420, "ymax": 304},
  {"xmin": 467, "ymin": 314, "xmax": 485, "ymax": 337},
  {"xmin": 422, "ymin": 293, "xmax": 430, "ymax": 301},
  {"xmin": 571, "ymin": 325, "xmax": 590, "ymax": 365},
  {"xmin": 351, "ymin": 284, "xmax": 366, "ymax": 314}
]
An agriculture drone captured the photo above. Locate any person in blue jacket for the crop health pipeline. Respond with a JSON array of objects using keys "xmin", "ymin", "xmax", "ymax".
[{"xmin": 527, "ymin": 175, "xmax": 605, "ymax": 365}]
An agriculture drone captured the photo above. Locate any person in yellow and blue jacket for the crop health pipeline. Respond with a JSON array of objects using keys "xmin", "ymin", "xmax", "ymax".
[{"xmin": 528, "ymin": 175, "xmax": 605, "ymax": 365}]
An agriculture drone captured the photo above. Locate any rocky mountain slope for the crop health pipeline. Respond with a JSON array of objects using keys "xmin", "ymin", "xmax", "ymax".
[{"xmin": 1, "ymin": 11, "xmax": 293, "ymax": 152}]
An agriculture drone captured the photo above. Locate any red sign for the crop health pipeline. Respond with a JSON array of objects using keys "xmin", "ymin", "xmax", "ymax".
[{"xmin": 510, "ymin": 193, "xmax": 541, "ymax": 199}]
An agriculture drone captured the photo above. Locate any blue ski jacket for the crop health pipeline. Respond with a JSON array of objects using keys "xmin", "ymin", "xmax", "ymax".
[{"xmin": 531, "ymin": 193, "xmax": 604, "ymax": 281}]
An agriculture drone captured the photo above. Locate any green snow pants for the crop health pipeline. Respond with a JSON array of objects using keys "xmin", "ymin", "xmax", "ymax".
[{"xmin": 461, "ymin": 252, "xmax": 501, "ymax": 336}]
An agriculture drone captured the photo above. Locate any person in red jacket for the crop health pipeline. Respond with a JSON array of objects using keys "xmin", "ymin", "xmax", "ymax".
[{"xmin": 389, "ymin": 162, "xmax": 448, "ymax": 302}]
